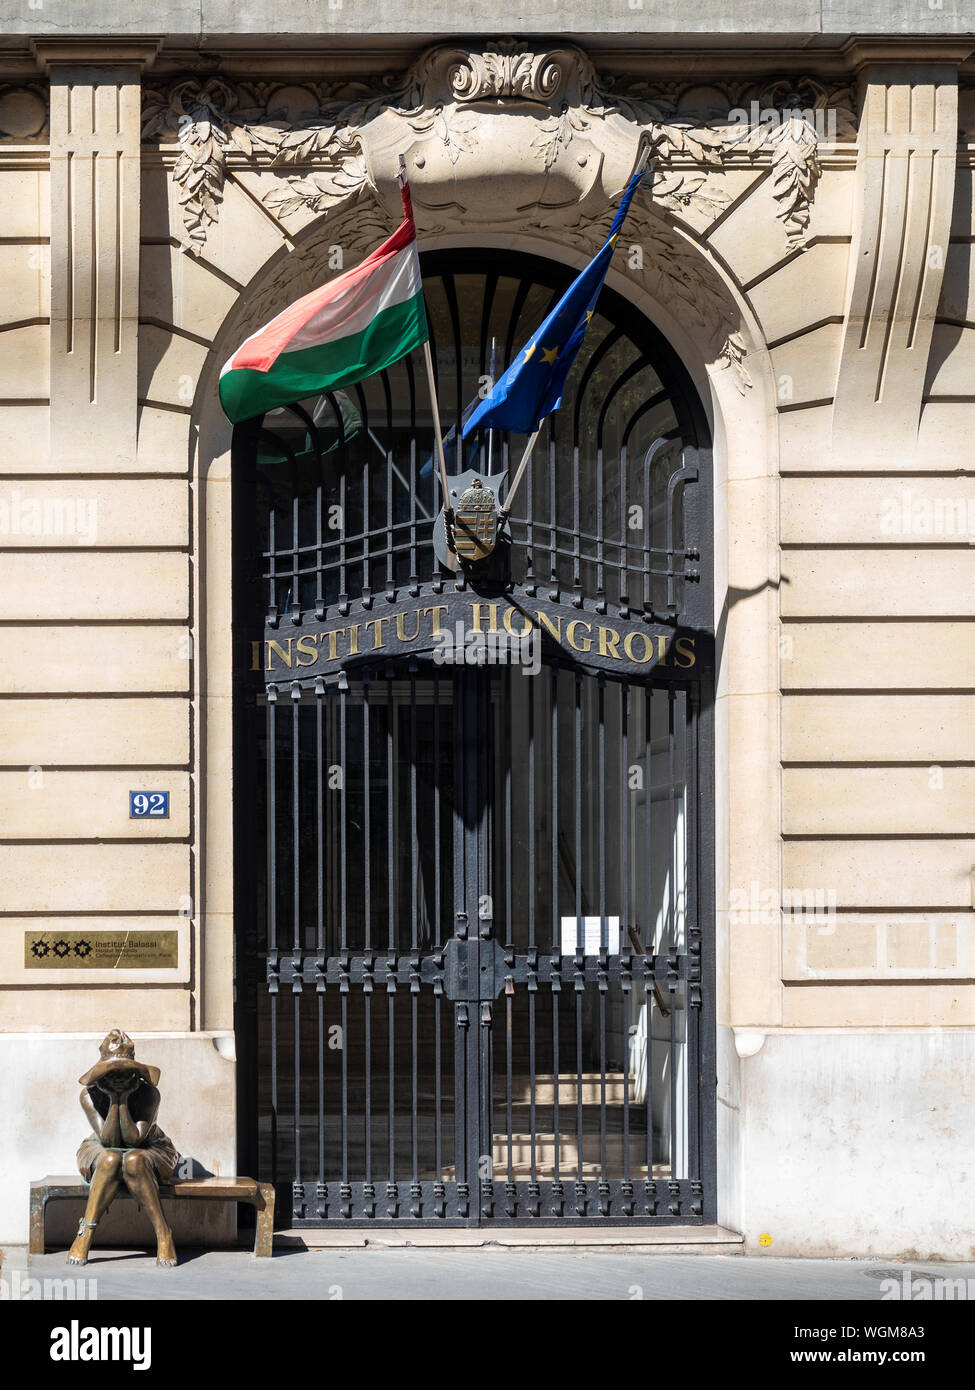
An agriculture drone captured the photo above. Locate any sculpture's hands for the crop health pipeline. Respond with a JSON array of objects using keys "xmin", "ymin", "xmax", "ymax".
[
  {"xmin": 99, "ymin": 1072, "xmax": 143, "ymax": 1145},
  {"xmin": 83, "ymin": 1071, "xmax": 140, "ymax": 1146}
]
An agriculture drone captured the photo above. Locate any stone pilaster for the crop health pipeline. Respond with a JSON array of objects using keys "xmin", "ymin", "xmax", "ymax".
[
  {"xmin": 35, "ymin": 42, "xmax": 158, "ymax": 469},
  {"xmin": 832, "ymin": 61, "xmax": 962, "ymax": 460}
]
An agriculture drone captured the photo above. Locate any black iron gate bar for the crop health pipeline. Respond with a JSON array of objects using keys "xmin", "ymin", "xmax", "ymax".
[
  {"xmin": 257, "ymin": 662, "xmax": 705, "ymax": 1225},
  {"xmin": 259, "ymin": 433, "xmax": 692, "ymax": 622},
  {"xmin": 270, "ymin": 955, "xmax": 702, "ymax": 1226},
  {"xmin": 273, "ymin": 952, "xmax": 695, "ymax": 990}
]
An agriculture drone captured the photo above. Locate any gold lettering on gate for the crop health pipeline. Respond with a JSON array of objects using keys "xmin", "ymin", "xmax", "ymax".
[
  {"xmin": 365, "ymin": 617, "xmax": 390, "ymax": 650},
  {"xmin": 422, "ymin": 605, "xmax": 448, "ymax": 634},
  {"xmin": 566, "ymin": 620, "xmax": 592, "ymax": 653},
  {"xmin": 266, "ymin": 638, "xmax": 293, "ymax": 669},
  {"xmin": 623, "ymin": 631, "xmax": 653, "ymax": 663},
  {"xmin": 675, "ymin": 636, "xmax": 696, "ymax": 668},
  {"xmin": 503, "ymin": 608, "xmax": 534, "ymax": 638},
  {"xmin": 598, "ymin": 626, "xmax": 622, "ymax": 660},
  {"xmin": 396, "ymin": 609, "xmax": 422, "ymax": 642},
  {"xmin": 260, "ymin": 602, "xmax": 700, "ymax": 676},
  {"xmin": 536, "ymin": 612, "xmax": 563, "ymax": 642},
  {"xmin": 471, "ymin": 603, "xmax": 499, "ymax": 634},
  {"xmin": 327, "ymin": 627, "xmax": 347, "ymax": 660},
  {"xmin": 296, "ymin": 635, "xmax": 318, "ymax": 666}
]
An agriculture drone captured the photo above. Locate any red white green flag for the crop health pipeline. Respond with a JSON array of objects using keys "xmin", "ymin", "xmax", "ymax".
[{"xmin": 219, "ymin": 183, "xmax": 428, "ymax": 424}]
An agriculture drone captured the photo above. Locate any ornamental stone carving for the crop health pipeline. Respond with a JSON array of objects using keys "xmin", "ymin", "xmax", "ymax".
[
  {"xmin": 427, "ymin": 44, "xmax": 570, "ymax": 103},
  {"xmin": 139, "ymin": 42, "xmax": 858, "ymax": 394},
  {"xmin": 141, "ymin": 42, "xmax": 856, "ymax": 250},
  {"xmin": 0, "ymin": 84, "xmax": 48, "ymax": 140}
]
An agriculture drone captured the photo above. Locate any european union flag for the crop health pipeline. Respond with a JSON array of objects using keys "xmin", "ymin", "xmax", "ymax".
[{"xmin": 461, "ymin": 165, "xmax": 650, "ymax": 440}]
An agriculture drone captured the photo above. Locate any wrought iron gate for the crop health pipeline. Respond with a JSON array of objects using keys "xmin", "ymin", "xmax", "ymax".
[{"xmin": 233, "ymin": 248, "xmax": 715, "ymax": 1226}]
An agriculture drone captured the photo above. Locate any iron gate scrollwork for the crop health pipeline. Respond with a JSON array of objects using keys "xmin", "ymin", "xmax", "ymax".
[{"xmin": 233, "ymin": 249, "xmax": 716, "ymax": 1226}]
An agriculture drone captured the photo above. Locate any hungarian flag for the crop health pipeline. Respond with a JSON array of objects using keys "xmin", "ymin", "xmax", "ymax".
[{"xmin": 219, "ymin": 182, "xmax": 428, "ymax": 424}]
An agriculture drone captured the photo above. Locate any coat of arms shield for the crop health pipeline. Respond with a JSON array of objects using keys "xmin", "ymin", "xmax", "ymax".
[{"xmin": 433, "ymin": 469, "xmax": 508, "ymax": 570}]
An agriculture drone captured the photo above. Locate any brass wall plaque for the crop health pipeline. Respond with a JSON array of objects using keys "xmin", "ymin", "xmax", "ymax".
[{"xmin": 24, "ymin": 930, "xmax": 179, "ymax": 970}]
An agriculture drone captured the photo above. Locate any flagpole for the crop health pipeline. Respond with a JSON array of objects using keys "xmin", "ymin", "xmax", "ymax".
[
  {"xmin": 398, "ymin": 154, "xmax": 455, "ymax": 563},
  {"xmin": 499, "ymin": 152, "xmax": 652, "ymax": 527},
  {"xmin": 422, "ymin": 340, "xmax": 457, "ymax": 571},
  {"xmin": 486, "ymin": 336, "xmax": 497, "ymax": 476},
  {"xmin": 498, "ymin": 428, "xmax": 541, "ymax": 524},
  {"xmin": 421, "ymin": 340, "xmax": 453, "ymax": 518}
]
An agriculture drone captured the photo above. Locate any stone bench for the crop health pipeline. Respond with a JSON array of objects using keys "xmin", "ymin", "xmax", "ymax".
[{"xmin": 30, "ymin": 1175, "xmax": 275, "ymax": 1258}]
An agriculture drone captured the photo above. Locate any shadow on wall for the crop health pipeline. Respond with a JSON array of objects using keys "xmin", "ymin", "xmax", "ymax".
[
  {"xmin": 138, "ymin": 160, "xmax": 202, "ymax": 447},
  {"xmin": 714, "ymin": 575, "xmax": 790, "ymax": 682},
  {"xmin": 924, "ymin": 169, "xmax": 971, "ymax": 394}
]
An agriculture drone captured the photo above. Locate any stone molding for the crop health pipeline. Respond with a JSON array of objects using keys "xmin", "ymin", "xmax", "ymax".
[
  {"xmin": 31, "ymin": 39, "xmax": 163, "ymax": 72},
  {"xmin": 733, "ymin": 1028, "xmax": 767, "ymax": 1059}
]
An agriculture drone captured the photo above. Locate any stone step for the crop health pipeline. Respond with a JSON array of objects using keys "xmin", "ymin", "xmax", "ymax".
[
  {"xmin": 266, "ymin": 1074, "xmax": 636, "ymax": 1109},
  {"xmin": 493, "ymin": 1074, "xmax": 632, "ymax": 1104},
  {"xmin": 285, "ymin": 1225, "xmax": 743, "ymax": 1252},
  {"xmin": 264, "ymin": 1089, "xmax": 631, "ymax": 1112},
  {"xmin": 491, "ymin": 1133, "xmax": 661, "ymax": 1172},
  {"xmin": 259, "ymin": 1120, "xmax": 666, "ymax": 1181}
]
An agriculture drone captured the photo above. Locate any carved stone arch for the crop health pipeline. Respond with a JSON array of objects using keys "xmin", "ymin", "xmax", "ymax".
[{"xmin": 189, "ymin": 184, "xmax": 774, "ymax": 434}]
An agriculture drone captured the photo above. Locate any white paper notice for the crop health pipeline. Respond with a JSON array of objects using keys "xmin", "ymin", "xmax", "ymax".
[{"xmin": 560, "ymin": 915, "xmax": 620, "ymax": 956}]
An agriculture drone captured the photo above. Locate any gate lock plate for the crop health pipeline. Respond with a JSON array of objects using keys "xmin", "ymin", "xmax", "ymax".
[{"xmin": 442, "ymin": 936, "xmax": 508, "ymax": 1001}]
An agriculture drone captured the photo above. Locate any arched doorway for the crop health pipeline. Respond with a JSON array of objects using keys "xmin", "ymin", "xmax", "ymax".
[{"xmin": 232, "ymin": 248, "xmax": 715, "ymax": 1226}]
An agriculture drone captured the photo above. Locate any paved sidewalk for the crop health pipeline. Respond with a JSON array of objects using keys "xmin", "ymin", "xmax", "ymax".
[{"xmin": 7, "ymin": 1246, "xmax": 975, "ymax": 1300}]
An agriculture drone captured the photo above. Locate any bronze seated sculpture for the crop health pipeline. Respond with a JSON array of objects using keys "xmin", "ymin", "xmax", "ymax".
[{"xmin": 67, "ymin": 1029, "xmax": 180, "ymax": 1267}]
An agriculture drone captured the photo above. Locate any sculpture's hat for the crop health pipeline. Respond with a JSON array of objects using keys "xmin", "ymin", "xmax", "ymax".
[{"xmin": 79, "ymin": 1029, "xmax": 160, "ymax": 1088}]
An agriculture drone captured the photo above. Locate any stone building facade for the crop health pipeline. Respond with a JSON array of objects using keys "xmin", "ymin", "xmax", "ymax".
[{"xmin": 0, "ymin": 6, "xmax": 973, "ymax": 1257}]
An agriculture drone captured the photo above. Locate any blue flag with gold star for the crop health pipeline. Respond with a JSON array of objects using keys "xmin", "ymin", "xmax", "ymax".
[{"xmin": 461, "ymin": 166, "xmax": 649, "ymax": 439}]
